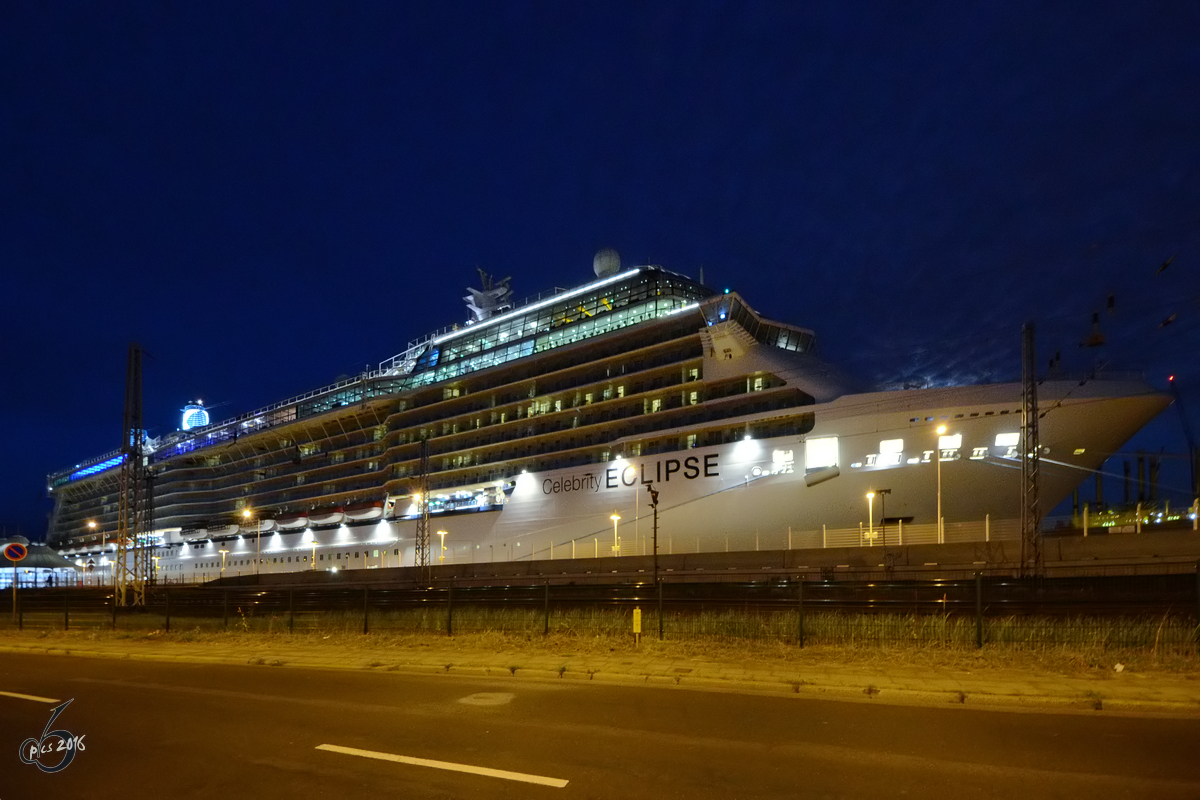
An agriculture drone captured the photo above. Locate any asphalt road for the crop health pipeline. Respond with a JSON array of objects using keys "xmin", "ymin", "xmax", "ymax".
[{"xmin": 1, "ymin": 653, "xmax": 1198, "ymax": 799}]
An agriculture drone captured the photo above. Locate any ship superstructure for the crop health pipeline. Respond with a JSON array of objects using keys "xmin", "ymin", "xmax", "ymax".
[{"xmin": 46, "ymin": 255, "xmax": 1172, "ymax": 581}]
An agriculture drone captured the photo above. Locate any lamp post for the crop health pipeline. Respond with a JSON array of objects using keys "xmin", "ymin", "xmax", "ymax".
[
  {"xmin": 311, "ymin": 534, "xmax": 317, "ymax": 571},
  {"xmin": 152, "ymin": 555, "xmax": 160, "ymax": 585},
  {"xmin": 610, "ymin": 514, "xmax": 621, "ymax": 556},
  {"xmin": 866, "ymin": 491, "xmax": 875, "ymax": 542},
  {"xmin": 935, "ymin": 425, "xmax": 946, "ymax": 544},
  {"xmin": 244, "ymin": 509, "xmax": 261, "ymax": 578},
  {"xmin": 219, "ymin": 548, "xmax": 229, "ymax": 577},
  {"xmin": 437, "ymin": 530, "xmax": 447, "ymax": 563},
  {"xmin": 86, "ymin": 521, "xmax": 97, "ymax": 587},
  {"xmin": 877, "ymin": 488, "xmax": 891, "ymax": 542}
]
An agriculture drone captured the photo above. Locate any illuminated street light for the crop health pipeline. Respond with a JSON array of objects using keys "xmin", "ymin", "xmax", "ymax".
[
  {"xmin": 876, "ymin": 489, "xmax": 892, "ymax": 556},
  {"xmin": 243, "ymin": 508, "xmax": 262, "ymax": 578},
  {"xmin": 219, "ymin": 548, "xmax": 229, "ymax": 576},
  {"xmin": 437, "ymin": 530, "xmax": 447, "ymax": 563},
  {"xmin": 866, "ymin": 491, "xmax": 875, "ymax": 542},
  {"xmin": 610, "ymin": 514, "xmax": 621, "ymax": 555},
  {"xmin": 936, "ymin": 425, "xmax": 948, "ymax": 544}
]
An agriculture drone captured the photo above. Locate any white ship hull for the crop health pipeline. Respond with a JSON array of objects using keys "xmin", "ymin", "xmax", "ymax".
[{"xmin": 148, "ymin": 379, "xmax": 1171, "ymax": 582}]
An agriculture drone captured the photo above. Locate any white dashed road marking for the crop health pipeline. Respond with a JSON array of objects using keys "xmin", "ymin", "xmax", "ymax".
[
  {"xmin": 315, "ymin": 743, "xmax": 569, "ymax": 788},
  {"xmin": 0, "ymin": 690, "xmax": 59, "ymax": 704}
]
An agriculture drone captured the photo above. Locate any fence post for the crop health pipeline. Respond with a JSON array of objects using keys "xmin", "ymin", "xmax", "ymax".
[
  {"xmin": 64, "ymin": 593, "xmax": 69, "ymax": 631},
  {"xmin": 223, "ymin": 590, "xmax": 229, "ymax": 629},
  {"xmin": 363, "ymin": 588, "xmax": 369, "ymax": 635},
  {"xmin": 796, "ymin": 579, "xmax": 805, "ymax": 648},
  {"xmin": 543, "ymin": 582, "xmax": 550, "ymax": 636},
  {"xmin": 165, "ymin": 590, "xmax": 171, "ymax": 633},
  {"xmin": 975, "ymin": 572, "xmax": 983, "ymax": 649},
  {"xmin": 111, "ymin": 592, "xmax": 117, "ymax": 631},
  {"xmin": 658, "ymin": 578, "xmax": 664, "ymax": 641},
  {"xmin": 288, "ymin": 590, "xmax": 294, "ymax": 634},
  {"xmin": 18, "ymin": 589, "xmax": 23, "ymax": 632},
  {"xmin": 446, "ymin": 585, "xmax": 453, "ymax": 637}
]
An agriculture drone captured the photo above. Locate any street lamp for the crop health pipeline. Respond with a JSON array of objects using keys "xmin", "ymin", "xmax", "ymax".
[
  {"xmin": 243, "ymin": 509, "xmax": 261, "ymax": 577},
  {"xmin": 935, "ymin": 426, "xmax": 946, "ymax": 544},
  {"xmin": 219, "ymin": 548, "xmax": 229, "ymax": 576},
  {"xmin": 876, "ymin": 488, "xmax": 892, "ymax": 556},
  {"xmin": 610, "ymin": 514, "xmax": 621, "ymax": 556},
  {"xmin": 152, "ymin": 555, "xmax": 160, "ymax": 585},
  {"xmin": 866, "ymin": 491, "xmax": 875, "ymax": 542},
  {"xmin": 437, "ymin": 530, "xmax": 447, "ymax": 563}
]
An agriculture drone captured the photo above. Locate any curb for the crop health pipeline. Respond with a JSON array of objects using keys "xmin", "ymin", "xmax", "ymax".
[{"xmin": 3, "ymin": 640, "xmax": 1199, "ymax": 717}]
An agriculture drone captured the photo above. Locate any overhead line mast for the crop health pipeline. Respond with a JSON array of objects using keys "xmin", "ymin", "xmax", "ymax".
[
  {"xmin": 116, "ymin": 343, "xmax": 151, "ymax": 606},
  {"xmin": 415, "ymin": 437, "xmax": 431, "ymax": 580},
  {"xmin": 1020, "ymin": 323, "xmax": 1042, "ymax": 577}
]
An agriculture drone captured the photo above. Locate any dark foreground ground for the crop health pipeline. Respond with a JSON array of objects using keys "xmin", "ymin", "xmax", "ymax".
[{"xmin": 3, "ymin": 650, "xmax": 1200, "ymax": 799}]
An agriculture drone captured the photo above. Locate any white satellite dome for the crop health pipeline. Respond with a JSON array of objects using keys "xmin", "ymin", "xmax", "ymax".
[{"xmin": 593, "ymin": 247, "xmax": 621, "ymax": 277}]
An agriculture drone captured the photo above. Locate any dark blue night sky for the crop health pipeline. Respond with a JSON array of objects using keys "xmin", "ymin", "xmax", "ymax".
[{"xmin": 3, "ymin": 1, "xmax": 1198, "ymax": 539}]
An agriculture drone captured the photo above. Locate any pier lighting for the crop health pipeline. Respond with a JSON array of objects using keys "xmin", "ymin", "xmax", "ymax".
[
  {"xmin": 866, "ymin": 492, "xmax": 875, "ymax": 541},
  {"xmin": 935, "ymin": 426, "xmax": 947, "ymax": 544},
  {"xmin": 87, "ymin": 520, "xmax": 96, "ymax": 530},
  {"xmin": 244, "ymin": 509, "xmax": 262, "ymax": 578},
  {"xmin": 219, "ymin": 548, "xmax": 229, "ymax": 575},
  {"xmin": 611, "ymin": 514, "xmax": 621, "ymax": 555},
  {"xmin": 437, "ymin": 530, "xmax": 447, "ymax": 563},
  {"xmin": 876, "ymin": 489, "xmax": 892, "ymax": 554}
]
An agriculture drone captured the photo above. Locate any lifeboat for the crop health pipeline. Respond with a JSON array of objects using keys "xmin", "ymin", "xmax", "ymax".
[
  {"xmin": 344, "ymin": 501, "xmax": 384, "ymax": 522},
  {"xmin": 308, "ymin": 507, "xmax": 345, "ymax": 526},
  {"xmin": 275, "ymin": 514, "xmax": 309, "ymax": 530},
  {"xmin": 181, "ymin": 528, "xmax": 209, "ymax": 542},
  {"xmin": 239, "ymin": 518, "xmax": 277, "ymax": 535},
  {"xmin": 207, "ymin": 523, "xmax": 240, "ymax": 538}
]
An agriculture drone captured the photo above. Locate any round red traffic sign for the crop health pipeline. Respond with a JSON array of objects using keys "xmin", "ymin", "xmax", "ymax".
[{"xmin": 4, "ymin": 543, "xmax": 28, "ymax": 562}]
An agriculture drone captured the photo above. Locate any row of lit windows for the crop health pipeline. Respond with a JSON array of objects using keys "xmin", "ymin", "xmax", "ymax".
[
  {"xmin": 179, "ymin": 549, "xmax": 407, "ymax": 570},
  {"xmin": 804, "ymin": 431, "xmax": 1027, "ymax": 472}
]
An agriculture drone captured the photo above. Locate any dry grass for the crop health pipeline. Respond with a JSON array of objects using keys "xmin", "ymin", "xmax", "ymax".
[{"xmin": 4, "ymin": 623, "xmax": 1197, "ymax": 677}]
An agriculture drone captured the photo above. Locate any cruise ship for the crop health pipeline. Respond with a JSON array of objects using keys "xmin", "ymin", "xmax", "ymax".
[{"xmin": 46, "ymin": 251, "xmax": 1172, "ymax": 582}]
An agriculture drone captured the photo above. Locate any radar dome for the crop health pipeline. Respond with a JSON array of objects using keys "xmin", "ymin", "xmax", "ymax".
[{"xmin": 593, "ymin": 248, "xmax": 621, "ymax": 277}]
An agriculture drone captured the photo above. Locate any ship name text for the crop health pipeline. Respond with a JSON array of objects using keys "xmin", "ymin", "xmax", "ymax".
[{"xmin": 543, "ymin": 455, "xmax": 719, "ymax": 495}]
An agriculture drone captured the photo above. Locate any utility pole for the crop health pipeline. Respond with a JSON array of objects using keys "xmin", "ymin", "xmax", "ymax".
[
  {"xmin": 646, "ymin": 483, "xmax": 660, "ymax": 585},
  {"xmin": 116, "ymin": 343, "xmax": 149, "ymax": 606},
  {"xmin": 1020, "ymin": 323, "xmax": 1042, "ymax": 577}
]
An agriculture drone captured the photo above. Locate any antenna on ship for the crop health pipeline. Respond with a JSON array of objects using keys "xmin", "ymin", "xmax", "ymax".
[{"xmin": 464, "ymin": 270, "xmax": 513, "ymax": 322}]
